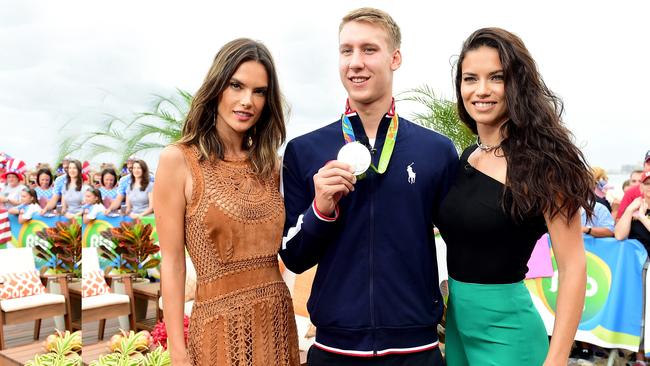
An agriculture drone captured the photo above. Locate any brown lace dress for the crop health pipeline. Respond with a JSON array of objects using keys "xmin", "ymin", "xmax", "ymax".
[{"xmin": 178, "ymin": 145, "xmax": 300, "ymax": 366}]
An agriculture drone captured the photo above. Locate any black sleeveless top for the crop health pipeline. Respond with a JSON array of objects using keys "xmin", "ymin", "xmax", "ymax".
[
  {"xmin": 630, "ymin": 209, "xmax": 650, "ymax": 250},
  {"xmin": 437, "ymin": 145, "xmax": 547, "ymax": 284}
]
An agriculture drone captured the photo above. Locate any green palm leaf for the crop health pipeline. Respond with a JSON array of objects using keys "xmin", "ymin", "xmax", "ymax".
[
  {"xmin": 55, "ymin": 89, "xmax": 192, "ymax": 163},
  {"xmin": 398, "ymin": 85, "xmax": 475, "ymax": 154},
  {"xmin": 56, "ymin": 134, "xmax": 84, "ymax": 167},
  {"xmin": 130, "ymin": 142, "xmax": 169, "ymax": 154}
]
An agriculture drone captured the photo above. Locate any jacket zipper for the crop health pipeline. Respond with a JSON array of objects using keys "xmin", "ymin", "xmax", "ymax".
[{"xmin": 369, "ymin": 149, "xmax": 377, "ymax": 355}]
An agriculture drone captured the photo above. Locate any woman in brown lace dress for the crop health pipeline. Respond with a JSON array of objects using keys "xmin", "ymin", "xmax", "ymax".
[{"xmin": 155, "ymin": 38, "xmax": 300, "ymax": 366}]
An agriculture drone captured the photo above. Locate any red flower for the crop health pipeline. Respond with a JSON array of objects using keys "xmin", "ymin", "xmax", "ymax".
[{"xmin": 151, "ymin": 315, "xmax": 190, "ymax": 350}]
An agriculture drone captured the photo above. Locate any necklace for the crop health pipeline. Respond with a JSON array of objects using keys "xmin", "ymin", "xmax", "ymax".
[{"xmin": 476, "ymin": 136, "xmax": 501, "ymax": 152}]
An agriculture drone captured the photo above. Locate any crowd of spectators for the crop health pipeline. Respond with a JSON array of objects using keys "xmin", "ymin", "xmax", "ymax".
[
  {"xmin": 571, "ymin": 150, "xmax": 650, "ymax": 364},
  {"xmin": 0, "ymin": 154, "xmax": 155, "ymax": 224}
]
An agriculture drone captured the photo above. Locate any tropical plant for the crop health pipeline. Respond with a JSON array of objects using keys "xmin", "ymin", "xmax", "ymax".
[
  {"xmin": 90, "ymin": 330, "xmax": 170, "ymax": 366},
  {"xmin": 100, "ymin": 220, "xmax": 160, "ymax": 277},
  {"xmin": 54, "ymin": 116, "xmax": 130, "ymax": 168},
  {"xmin": 55, "ymin": 89, "xmax": 191, "ymax": 167},
  {"xmin": 122, "ymin": 89, "xmax": 191, "ymax": 161},
  {"xmin": 141, "ymin": 347, "xmax": 171, "ymax": 366},
  {"xmin": 398, "ymin": 85, "xmax": 475, "ymax": 154},
  {"xmin": 35, "ymin": 221, "xmax": 82, "ymax": 277},
  {"xmin": 26, "ymin": 330, "xmax": 82, "ymax": 366}
]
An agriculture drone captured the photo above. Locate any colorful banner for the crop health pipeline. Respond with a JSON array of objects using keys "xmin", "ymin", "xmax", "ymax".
[
  {"xmin": 2, "ymin": 214, "xmax": 81, "ymax": 269},
  {"xmin": 82, "ymin": 215, "xmax": 157, "ymax": 248},
  {"xmin": 3, "ymin": 214, "xmax": 74, "ymax": 249},
  {"xmin": 527, "ymin": 236, "xmax": 647, "ymax": 352},
  {"xmin": 0, "ymin": 213, "xmax": 158, "ymax": 250},
  {"xmin": 1, "ymin": 214, "xmax": 157, "ymax": 273}
]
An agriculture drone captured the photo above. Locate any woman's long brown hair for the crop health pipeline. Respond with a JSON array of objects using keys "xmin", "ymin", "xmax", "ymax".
[
  {"xmin": 130, "ymin": 159, "xmax": 150, "ymax": 192},
  {"xmin": 177, "ymin": 38, "xmax": 286, "ymax": 179},
  {"xmin": 455, "ymin": 28, "xmax": 595, "ymax": 223},
  {"xmin": 65, "ymin": 160, "xmax": 83, "ymax": 192}
]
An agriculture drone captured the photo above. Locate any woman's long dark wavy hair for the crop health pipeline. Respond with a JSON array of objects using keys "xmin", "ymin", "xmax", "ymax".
[
  {"xmin": 177, "ymin": 38, "xmax": 286, "ymax": 179},
  {"xmin": 130, "ymin": 160, "xmax": 150, "ymax": 192},
  {"xmin": 65, "ymin": 160, "xmax": 83, "ymax": 192},
  {"xmin": 455, "ymin": 28, "xmax": 595, "ymax": 223}
]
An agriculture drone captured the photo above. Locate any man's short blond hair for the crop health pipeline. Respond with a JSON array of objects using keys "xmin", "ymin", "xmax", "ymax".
[{"xmin": 339, "ymin": 7, "xmax": 401, "ymax": 50}]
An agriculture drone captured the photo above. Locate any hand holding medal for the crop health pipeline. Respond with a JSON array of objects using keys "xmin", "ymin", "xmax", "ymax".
[
  {"xmin": 313, "ymin": 161, "xmax": 357, "ymax": 217},
  {"xmin": 312, "ymin": 110, "xmax": 399, "ymax": 216}
]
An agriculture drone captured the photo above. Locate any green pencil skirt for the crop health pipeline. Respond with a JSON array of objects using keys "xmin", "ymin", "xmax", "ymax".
[{"xmin": 444, "ymin": 277, "xmax": 549, "ymax": 366}]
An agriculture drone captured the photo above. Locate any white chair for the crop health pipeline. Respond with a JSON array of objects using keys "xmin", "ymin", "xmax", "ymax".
[
  {"xmin": 0, "ymin": 247, "xmax": 70, "ymax": 350},
  {"xmin": 81, "ymin": 247, "xmax": 135, "ymax": 340},
  {"xmin": 158, "ymin": 255, "xmax": 195, "ymax": 317}
]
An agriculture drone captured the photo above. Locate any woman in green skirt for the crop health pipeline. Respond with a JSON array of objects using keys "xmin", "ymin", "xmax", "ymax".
[{"xmin": 437, "ymin": 28, "xmax": 595, "ymax": 365}]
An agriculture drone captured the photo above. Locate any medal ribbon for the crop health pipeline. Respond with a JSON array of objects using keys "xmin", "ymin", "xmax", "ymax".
[{"xmin": 340, "ymin": 113, "xmax": 399, "ymax": 174}]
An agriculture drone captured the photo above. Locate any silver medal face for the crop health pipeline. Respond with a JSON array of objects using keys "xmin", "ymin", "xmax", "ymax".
[{"xmin": 337, "ymin": 141, "xmax": 371, "ymax": 176}]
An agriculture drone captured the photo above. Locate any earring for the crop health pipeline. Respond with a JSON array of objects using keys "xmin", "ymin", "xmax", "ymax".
[{"xmin": 248, "ymin": 126, "xmax": 256, "ymax": 147}]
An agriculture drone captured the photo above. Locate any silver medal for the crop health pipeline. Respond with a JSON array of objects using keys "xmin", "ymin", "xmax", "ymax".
[{"xmin": 337, "ymin": 141, "xmax": 371, "ymax": 176}]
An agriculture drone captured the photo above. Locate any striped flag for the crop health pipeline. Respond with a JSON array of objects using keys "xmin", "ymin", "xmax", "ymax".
[{"xmin": 0, "ymin": 208, "xmax": 10, "ymax": 244}]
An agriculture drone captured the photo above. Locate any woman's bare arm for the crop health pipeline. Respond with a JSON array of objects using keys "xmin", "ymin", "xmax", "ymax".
[{"xmin": 155, "ymin": 145, "xmax": 192, "ymax": 365}]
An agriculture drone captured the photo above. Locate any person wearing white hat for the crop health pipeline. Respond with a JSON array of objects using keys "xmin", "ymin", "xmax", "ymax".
[{"xmin": 0, "ymin": 159, "xmax": 27, "ymax": 210}]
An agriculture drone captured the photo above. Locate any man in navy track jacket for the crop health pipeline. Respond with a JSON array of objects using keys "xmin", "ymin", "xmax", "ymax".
[{"xmin": 280, "ymin": 7, "xmax": 458, "ymax": 365}]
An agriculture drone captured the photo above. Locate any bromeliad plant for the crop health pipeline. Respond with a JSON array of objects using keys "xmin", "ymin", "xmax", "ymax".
[
  {"xmin": 25, "ymin": 330, "xmax": 82, "ymax": 366},
  {"xmin": 90, "ymin": 330, "xmax": 170, "ymax": 366},
  {"xmin": 35, "ymin": 221, "xmax": 82, "ymax": 278},
  {"xmin": 99, "ymin": 219, "xmax": 160, "ymax": 278}
]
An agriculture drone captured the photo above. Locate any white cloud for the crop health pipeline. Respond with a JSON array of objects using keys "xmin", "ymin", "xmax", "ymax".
[{"xmin": 1, "ymin": 0, "xmax": 649, "ymax": 172}]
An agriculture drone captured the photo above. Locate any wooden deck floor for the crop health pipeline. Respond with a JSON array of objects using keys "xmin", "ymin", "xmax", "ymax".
[
  {"xmin": 1, "ymin": 303, "xmax": 156, "ymax": 350},
  {"xmin": 4, "ymin": 302, "xmax": 311, "ymax": 365},
  {"xmin": 1, "ymin": 318, "xmax": 58, "ymax": 350}
]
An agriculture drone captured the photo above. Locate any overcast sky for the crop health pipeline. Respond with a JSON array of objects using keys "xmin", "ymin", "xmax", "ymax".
[{"xmin": 1, "ymin": 0, "xmax": 648, "ymax": 173}]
